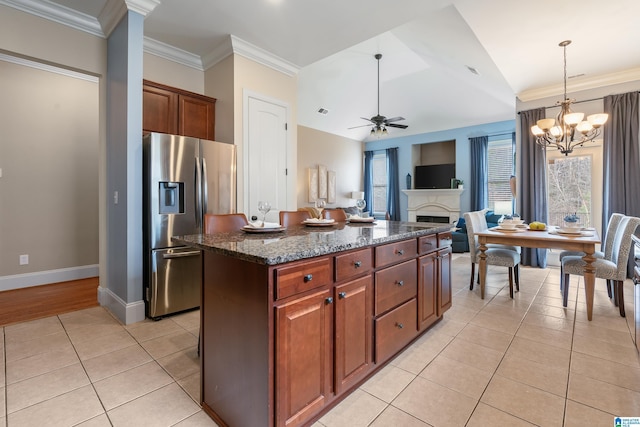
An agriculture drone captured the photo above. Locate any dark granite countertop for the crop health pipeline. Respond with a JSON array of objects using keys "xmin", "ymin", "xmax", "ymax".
[{"xmin": 173, "ymin": 220, "xmax": 451, "ymax": 266}]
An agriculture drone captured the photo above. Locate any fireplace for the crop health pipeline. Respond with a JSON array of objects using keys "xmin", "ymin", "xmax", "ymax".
[{"xmin": 402, "ymin": 189, "xmax": 464, "ymax": 223}]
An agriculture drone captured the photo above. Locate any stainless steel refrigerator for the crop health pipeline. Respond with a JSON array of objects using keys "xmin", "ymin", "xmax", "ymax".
[{"xmin": 143, "ymin": 132, "xmax": 236, "ymax": 319}]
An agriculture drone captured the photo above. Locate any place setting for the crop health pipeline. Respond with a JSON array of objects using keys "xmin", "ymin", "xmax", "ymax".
[
  {"xmin": 493, "ymin": 217, "xmax": 526, "ymax": 232},
  {"xmin": 242, "ymin": 201, "xmax": 286, "ymax": 233}
]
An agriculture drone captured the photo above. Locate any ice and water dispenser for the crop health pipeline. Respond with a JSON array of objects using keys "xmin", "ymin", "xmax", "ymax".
[{"xmin": 159, "ymin": 182, "xmax": 184, "ymax": 214}]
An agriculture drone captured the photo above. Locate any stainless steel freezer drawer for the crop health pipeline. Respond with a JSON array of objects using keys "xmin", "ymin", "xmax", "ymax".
[{"xmin": 148, "ymin": 247, "xmax": 202, "ymax": 318}]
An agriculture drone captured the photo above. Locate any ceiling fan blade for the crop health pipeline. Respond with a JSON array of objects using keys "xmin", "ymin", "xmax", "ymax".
[
  {"xmin": 384, "ymin": 116, "xmax": 405, "ymax": 123},
  {"xmin": 360, "ymin": 117, "xmax": 375, "ymax": 123},
  {"xmin": 348, "ymin": 124, "xmax": 374, "ymax": 129},
  {"xmin": 387, "ymin": 123, "xmax": 408, "ymax": 129}
]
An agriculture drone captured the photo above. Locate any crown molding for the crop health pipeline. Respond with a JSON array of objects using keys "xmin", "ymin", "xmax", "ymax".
[
  {"xmin": 0, "ymin": 0, "xmax": 103, "ymax": 36},
  {"xmin": 518, "ymin": 67, "xmax": 640, "ymax": 102},
  {"xmin": 98, "ymin": 0, "xmax": 159, "ymax": 37},
  {"xmin": 230, "ymin": 35, "xmax": 299, "ymax": 77},
  {"xmin": 201, "ymin": 37, "xmax": 234, "ymax": 70},
  {"xmin": 144, "ymin": 36, "xmax": 203, "ymax": 71}
]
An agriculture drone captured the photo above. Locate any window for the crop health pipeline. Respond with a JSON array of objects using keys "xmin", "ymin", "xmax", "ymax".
[
  {"xmin": 372, "ymin": 152, "xmax": 387, "ymax": 215},
  {"xmin": 547, "ymin": 155, "xmax": 593, "ymax": 226},
  {"xmin": 487, "ymin": 138, "xmax": 514, "ymax": 212}
]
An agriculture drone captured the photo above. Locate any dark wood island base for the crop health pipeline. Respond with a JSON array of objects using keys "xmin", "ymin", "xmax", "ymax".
[{"xmin": 175, "ymin": 221, "xmax": 452, "ymax": 427}]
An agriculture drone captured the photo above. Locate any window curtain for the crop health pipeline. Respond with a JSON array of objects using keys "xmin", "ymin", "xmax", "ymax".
[
  {"xmin": 602, "ymin": 91, "xmax": 640, "ymax": 277},
  {"xmin": 386, "ymin": 147, "xmax": 400, "ymax": 220},
  {"xmin": 520, "ymin": 108, "xmax": 548, "ymax": 267},
  {"xmin": 363, "ymin": 150, "xmax": 374, "ymax": 216},
  {"xmin": 469, "ymin": 136, "xmax": 488, "ymax": 211}
]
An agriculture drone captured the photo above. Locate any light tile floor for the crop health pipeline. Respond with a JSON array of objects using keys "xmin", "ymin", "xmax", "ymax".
[{"xmin": 1, "ymin": 253, "xmax": 639, "ymax": 426}]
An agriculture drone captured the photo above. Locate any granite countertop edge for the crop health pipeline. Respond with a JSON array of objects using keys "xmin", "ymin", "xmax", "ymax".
[{"xmin": 173, "ymin": 222, "xmax": 451, "ymax": 266}]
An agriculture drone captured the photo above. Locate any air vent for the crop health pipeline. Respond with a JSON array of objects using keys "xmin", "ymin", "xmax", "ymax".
[
  {"xmin": 466, "ymin": 66, "xmax": 480, "ymax": 75},
  {"xmin": 317, "ymin": 108, "xmax": 329, "ymax": 115}
]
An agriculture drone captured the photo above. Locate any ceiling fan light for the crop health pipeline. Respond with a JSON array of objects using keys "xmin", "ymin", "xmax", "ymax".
[
  {"xmin": 587, "ymin": 113, "xmax": 608, "ymax": 127},
  {"xmin": 382, "ymin": 127, "xmax": 388, "ymax": 135},
  {"xmin": 370, "ymin": 127, "xmax": 375, "ymax": 136}
]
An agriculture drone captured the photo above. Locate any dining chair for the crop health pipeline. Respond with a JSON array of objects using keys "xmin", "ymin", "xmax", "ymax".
[
  {"xmin": 464, "ymin": 211, "xmax": 521, "ymax": 298},
  {"xmin": 204, "ymin": 213, "xmax": 249, "ymax": 233},
  {"xmin": 561, "ymin": 215, "xmax": 640, "ymax": 316},
  {"xmin": 279, "ymin": 210, "xmax": 311, "ymax": 227},
  {"xmin": 322, "ymin": 208, "xmax": 348, "ymax": 222},
  {"xmin": 559, "ymin": 212, "xmax": 624, "ymax": 298}
]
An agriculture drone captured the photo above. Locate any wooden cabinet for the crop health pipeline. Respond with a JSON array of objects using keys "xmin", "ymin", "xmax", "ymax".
[
  {"xmin": 200, "ymin": 231, "xmax": 452, "ymax": 427},
  {"xmin": 418, "ymin": 235, "xmax": 452, "ymax": 331},
  {"xmin": 276, "ymin": 289, "xmax": 333, "ymax": 427},
  {"xmin": 334, "ymin": 276, "xmax": 373, "ymax": 394},
  {"xmin": 143, "ymin": 80, "xmax": 216, "ymax": 140}
]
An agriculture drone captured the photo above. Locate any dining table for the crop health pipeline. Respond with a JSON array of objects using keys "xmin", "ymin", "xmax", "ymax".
[{"xmin": 475, "ymin": 226, "xmax": 601, "ymax": 321}]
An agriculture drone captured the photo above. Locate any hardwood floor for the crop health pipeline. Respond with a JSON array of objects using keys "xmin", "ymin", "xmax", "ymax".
[{"xmin": 0, "ymin": 277, "xmax": 99, "ymax": 327}]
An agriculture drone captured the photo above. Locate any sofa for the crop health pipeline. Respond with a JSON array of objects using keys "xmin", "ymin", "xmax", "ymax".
[{"xmin": 451, "ymin": 210, "xmax": 503, "ymax": 253}]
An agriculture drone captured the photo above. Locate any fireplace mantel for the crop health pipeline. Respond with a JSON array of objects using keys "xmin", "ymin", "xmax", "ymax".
[{"xmin": 402, "ymin": 189, "xmax": 464, "ymax": 223}]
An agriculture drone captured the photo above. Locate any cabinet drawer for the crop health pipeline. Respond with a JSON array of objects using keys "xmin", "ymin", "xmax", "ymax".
[
  {"xmin": 275, "ymin": 257, "xmax": 332, "ymax": 300},
  {"xmin": 375, "ymin": 239, "xmax": 417, "ymax": 268},
  {"xmin": 375, "ymin": 260, "xmax": 417, "ymax": 315},
  {"xmin": 418, "ymin": 235, "xmax": 438, "ymax": 255},
  {"xmin": 335, "ymin": 248, "xmax": 372, "ymax": 282},
  {"xmin": 438, "ymin": 232, "xmax": 453, "ymax": 248},
  {"xmin": 375, "ymin": 298, "xmax": 418, "ymax": 363}
]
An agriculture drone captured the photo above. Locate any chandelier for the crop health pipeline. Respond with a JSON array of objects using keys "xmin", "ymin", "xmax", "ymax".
[{"xmin": 531, "ymin": 40, "xmax": 608, "ymax": 156}]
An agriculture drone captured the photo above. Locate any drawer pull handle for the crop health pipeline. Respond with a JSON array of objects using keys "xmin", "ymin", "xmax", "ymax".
[
  {"xmin": 338, "ymin": 292, "xmax": 347, "ymax": 299},
  {"xmin": 325, "ymin": 297, "xmax": 334, "ymax": 305},
  {"xmin": 395, "ymin": 322, "xmax": 404, "ymax": 329},
  {"xmin": 397, "ymin": 249, "xmax": 404, "ymax": 255},
  {"xmin": 354, "ymin": 261, "xmax": 362, "ymax": 268},
  {"xmin": 303, "ymin": 274, "xmax": 313, "ymax": 282},
  {"xmin": 396, "ymin": 280, "xmax": 404, "ymax": 287}
]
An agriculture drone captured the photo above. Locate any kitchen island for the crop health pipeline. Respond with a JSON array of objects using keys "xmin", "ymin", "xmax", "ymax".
[{"xmin": 174, "ymin": 220, "xmax": 453, "ymax": 427}]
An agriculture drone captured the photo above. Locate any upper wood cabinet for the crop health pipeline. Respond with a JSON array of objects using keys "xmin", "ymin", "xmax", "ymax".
[{"xmin": 143, "ymin": 80, "xmax": 216, "ymax": 140}]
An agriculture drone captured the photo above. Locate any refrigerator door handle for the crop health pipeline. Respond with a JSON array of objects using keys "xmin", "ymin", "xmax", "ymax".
[
  {"xmin": 163, "ymin": 250, "xmax": 202, "ymax": 259},
  {"xmin": 195, "ymin": 156, "xmax": 202, "ymax": 230},
  {"xmin": 202, "ymin": 157, "xmax": 209, "ymax": 215}
]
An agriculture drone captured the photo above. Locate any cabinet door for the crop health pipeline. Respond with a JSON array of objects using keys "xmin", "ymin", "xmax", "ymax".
[
  {"xmin": 439, "ymin": 247, "xmax": 452, "ymax": 314},
  {"xmin": 276, "ymin": 289, "xmax": 333, "ymax": 427},
  {"xmin": 418, "ymin": 252, "xmax": 438, "ymax": 331},
  {"xmin": 143, "ymin": 84, "xmax": 178, "ymax": 135},
  {"xmin": 335, "ymin": 276, "xmax": 373, "ymax": 395},
  {"xmin": 178, "ymin": 94, "xmax": 215, "ymax": 140}
]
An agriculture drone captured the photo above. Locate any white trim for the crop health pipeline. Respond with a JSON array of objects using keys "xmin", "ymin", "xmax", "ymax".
[
  {"xmin": 144, "ymin": 37, "xmax": 204, "ymax": 71},
  {"xmin": 0, "ymin": 52, "xmax": 99, "ymax": 82},
  {"xmin": 97, "ymin": 286, "xmax": 146, "ymax": 325},
  {"xmin": 518, "ymin": 67, "xmax": 640, "ymax": 102},
  {"xmin": 231, "ymin": 35, "xmax": 299, "ymax": 77},
  {"xmin": 0, "ymin": 0, "xmax": 103, "ymax": 36},
  {"xmin": 0, "ymin": 265, "xmax": 99, "ymax": 292}
]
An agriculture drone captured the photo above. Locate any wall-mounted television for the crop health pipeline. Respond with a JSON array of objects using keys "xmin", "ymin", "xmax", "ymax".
[{"xmin": 414, "ymin": 164, "xmax": 456, "ymax": 189}]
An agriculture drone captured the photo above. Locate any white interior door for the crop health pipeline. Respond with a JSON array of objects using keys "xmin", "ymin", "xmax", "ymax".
[{"xmin": 246, "ymin": 94, "xmax": 288, "ymax": 223}]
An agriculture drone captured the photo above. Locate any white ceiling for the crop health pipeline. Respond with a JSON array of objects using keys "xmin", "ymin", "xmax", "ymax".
[{"xmin": 35, "ymin": 0, "xmax": 640, "ymax": 141}]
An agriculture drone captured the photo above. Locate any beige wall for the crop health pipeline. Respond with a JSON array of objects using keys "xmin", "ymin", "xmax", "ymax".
[
  {"xmin": 205, "ymin": 55, "xmax": 234, "ymax": 144},
  {"xmin": 143, "ymin": 53, "xmax": 204, "ymax": 94},
  {"xmin": 297, "ymin": 126, "xmax": 364, "ymax": 209},
  {"xmin": 0, "ymin": 5, "xmax": 105, "ymax": 290},
  {"xmin": 0, "ymin": 59, "xmax": 99, "ymax": 282}
]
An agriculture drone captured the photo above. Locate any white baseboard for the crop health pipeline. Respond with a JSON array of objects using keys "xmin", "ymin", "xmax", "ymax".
[
  {"xmin": 97, "ymin": 286, "xmax": 146, "ymax": 325},
  {"xmin": 0, "ymin": 265, "xmax": 99, "ymax": 292}
]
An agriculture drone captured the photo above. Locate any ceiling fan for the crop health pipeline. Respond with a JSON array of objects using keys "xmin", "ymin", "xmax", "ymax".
[{"xmin": 349, "ymin": 53, "xmax": 408, "ymax": 137}]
